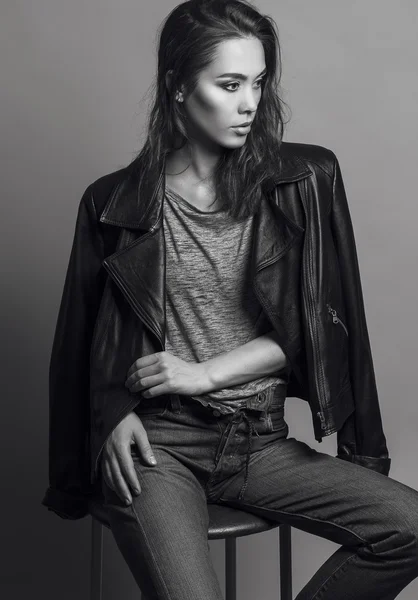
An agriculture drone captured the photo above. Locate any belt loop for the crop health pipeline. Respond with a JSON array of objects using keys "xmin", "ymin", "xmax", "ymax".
[{"xmin": 269, "ymin": 382, "xmax": 287, "ymax": 411}]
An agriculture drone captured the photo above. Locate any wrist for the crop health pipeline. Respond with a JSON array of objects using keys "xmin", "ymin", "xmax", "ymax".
[{"xmin": 195, "ymin": 361, "xmax": 216, "ymax": 395}]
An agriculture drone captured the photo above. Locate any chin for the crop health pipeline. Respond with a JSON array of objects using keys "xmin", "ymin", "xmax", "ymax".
[{"xmin": 221, "ymin": 137, "xmax": 247, "ymax": 148}]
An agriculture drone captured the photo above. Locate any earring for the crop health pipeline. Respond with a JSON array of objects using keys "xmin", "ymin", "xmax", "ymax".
[{"xmin": 175, "ymin": 91, "xmax": 183, "ymax": 102}]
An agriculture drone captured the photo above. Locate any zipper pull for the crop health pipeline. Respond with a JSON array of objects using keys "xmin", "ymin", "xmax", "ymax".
[
  {"xmin": 327, "ymin": 303, "xmax": 337, "ymax": 317},
  {"xmin": 327, "ymin": 303, "xmax": 340, "ymax": 323},
  {"xmin": 326, "ymin": 303, "xmax": 348, "ymax": 336}
]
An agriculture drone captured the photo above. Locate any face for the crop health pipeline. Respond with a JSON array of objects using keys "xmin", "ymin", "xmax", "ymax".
[{"xmin": 180, "ymin": 37, "xmax": 266, "ymax": 151}]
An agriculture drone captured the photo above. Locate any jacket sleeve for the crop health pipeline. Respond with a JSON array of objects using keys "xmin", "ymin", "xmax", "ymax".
[
  {"xmin": 329, "ymin": 153, "xmax": 391, "ymax": 477},
  {"xmin": 41, "ymin": 185, "xmax": 105, "ymax": 519}
]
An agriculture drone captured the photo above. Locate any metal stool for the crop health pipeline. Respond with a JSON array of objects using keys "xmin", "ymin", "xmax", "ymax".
[{"xmin": 89, "ymin": 497, "xmax": 292, "ymax": 600}]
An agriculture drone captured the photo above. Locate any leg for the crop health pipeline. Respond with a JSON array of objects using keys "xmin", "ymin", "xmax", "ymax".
[
  {"xmin": 101, "ymin": 446, "xmax": 224, "ymax": 600},
  {"xmin": 212, "ymin": 435, "xmax": 418, "ymax": 600}
]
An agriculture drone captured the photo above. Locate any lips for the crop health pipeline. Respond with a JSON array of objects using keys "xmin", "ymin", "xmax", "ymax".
[{"xmin": 233, "ymin": 122, "xmax": 252, "ymax": 127}]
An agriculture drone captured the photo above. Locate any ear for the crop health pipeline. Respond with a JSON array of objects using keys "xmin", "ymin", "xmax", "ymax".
[{"xmin": 165, "ymin": 69, "xmax": 173, "ymax": 93}]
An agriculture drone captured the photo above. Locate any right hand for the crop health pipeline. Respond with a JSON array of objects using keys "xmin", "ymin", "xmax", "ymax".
[{"xmin": 100, "ymin": 411, "xmax": 157, "ymax": 505}]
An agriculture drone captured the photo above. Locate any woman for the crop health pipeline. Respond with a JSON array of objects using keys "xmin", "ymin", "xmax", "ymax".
[{"xmin": 42, "ymin": 1, "xmax": 418, "ymax": 599}]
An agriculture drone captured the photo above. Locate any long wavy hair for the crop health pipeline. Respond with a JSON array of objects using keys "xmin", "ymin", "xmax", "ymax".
[{"xmin": 131, "ymin": 0, "xmax": 291, "ymax": 220}]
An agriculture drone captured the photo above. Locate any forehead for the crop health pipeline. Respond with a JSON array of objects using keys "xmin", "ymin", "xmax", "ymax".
[{"xmin": 205, "ymin": 37, "xmax": 266, "ymax": 76}]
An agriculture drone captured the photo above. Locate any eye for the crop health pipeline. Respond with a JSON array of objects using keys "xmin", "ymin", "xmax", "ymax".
[{"xmin": 221, "ymin": 77, "xmax": 266, "ymax": 93}]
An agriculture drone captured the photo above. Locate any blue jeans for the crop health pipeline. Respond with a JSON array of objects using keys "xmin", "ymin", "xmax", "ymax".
[{"xmin": 101, "ymin": 382, "xmax": 418, "ymax": 600}]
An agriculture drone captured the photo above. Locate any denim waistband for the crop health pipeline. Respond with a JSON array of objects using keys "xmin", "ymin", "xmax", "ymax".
[{"xmin": 170, "ymin": 381, "xmax": 287, "ymax": 416}]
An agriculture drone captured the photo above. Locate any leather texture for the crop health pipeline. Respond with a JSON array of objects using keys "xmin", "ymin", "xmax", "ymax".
[{"xmin": 41, "ymin": 141, "xmax": 391, "ymax": 520}]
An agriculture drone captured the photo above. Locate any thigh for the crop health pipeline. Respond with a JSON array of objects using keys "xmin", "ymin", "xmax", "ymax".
[
  {"xmin": 216, "ymin": 436, "xmax": 418, "ymax": 550},
  {"xmin": 102, "ymin": 446, "xmax": 224, "ymax": 600}
]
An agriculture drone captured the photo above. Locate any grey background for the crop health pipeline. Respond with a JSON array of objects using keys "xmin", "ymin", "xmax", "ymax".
[{"xmin": 1, "ymin": 1, "xmax": 417, "ymax": 599}]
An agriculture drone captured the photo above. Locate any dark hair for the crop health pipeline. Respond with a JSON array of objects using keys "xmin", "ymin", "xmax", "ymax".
[{"xmin": 131, "ymin": 0, "xmax": 291, "ymax": 220}]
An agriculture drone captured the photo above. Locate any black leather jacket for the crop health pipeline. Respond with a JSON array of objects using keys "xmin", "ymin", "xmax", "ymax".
[{"xmin": 41, "ymin": 142, "xmax": 391, "ymax": 520}]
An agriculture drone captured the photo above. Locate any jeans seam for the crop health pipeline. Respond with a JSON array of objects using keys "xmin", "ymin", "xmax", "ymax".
[
  {"xmin": 130, "ymin": 502, "xmax": 174, "ymax": 600},
  {"xmin": 218, "ymin": 501, "xmax": 368, "ymax": 546},
  {"xmin": 250, "ymin": 454, "xmax": 375, "ymax": 540},
  {"xmin": 283, "ymin": 458, "xmax": 418, "ymax": 548},
  {"xmin": 310, "ymin": 550, "xmax": 358, "ymax": 600}
]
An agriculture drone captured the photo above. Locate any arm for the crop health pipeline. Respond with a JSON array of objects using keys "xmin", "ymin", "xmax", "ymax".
[
  {"xmin": 201, "ymin": 329, "xmax": 288, "ymax": 392},
  {"xmin": 41, "ymin": 185, "xmax": 106, "ymax": 519},
  {"xmin": 329, "ymin": 153, "xmax": 391, "ymax": 476}
]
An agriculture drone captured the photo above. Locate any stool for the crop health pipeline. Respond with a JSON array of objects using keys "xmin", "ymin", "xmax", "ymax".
[{"xmin": 89, "ymin": 498, "xmax": 292, "ymax": 600}]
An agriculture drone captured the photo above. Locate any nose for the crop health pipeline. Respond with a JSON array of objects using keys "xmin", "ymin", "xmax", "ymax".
[{"xmin": 239, "ymin": 89, "xmax": 258, "ymax": 118}]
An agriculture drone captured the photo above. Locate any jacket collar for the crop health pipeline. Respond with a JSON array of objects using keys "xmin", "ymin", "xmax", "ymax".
[{"xmin": 99, "ymin": 148, "xmax": 312, "ymax": 231}]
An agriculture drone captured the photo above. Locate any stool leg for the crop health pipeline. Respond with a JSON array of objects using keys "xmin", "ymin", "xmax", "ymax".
[
  {"xmin": 279, "ymin": 524, "xmax": 292, "ymax": 600},
  {"xmin": 90, "ymin": 518, "xmax": 104, "ymax": 600},
  {"xmin": 225, "ymin": 537, "xmax": 237, "ymax": 600}
]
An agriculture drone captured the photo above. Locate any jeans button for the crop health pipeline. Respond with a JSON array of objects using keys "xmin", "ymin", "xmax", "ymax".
[{"xmin": 213, "ymin": 409, "xmax": 221, "ymax": 417}]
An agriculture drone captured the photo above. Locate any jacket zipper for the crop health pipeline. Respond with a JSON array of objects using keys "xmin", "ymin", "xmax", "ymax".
[
  {"xmin": 301, "ymin": 190, "xmax": 328, "ymax": 432},
  {"xmin": 304, "ymin": 263, "xmax": 328, "ymax": 432},
  {"xmin": 326, "ymin": 303, "xmax": 349, "ymax": 337}
]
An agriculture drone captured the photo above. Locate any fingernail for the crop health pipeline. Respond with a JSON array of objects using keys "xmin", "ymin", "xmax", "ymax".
[
  {"xmin": 150, "ymin": 457, "xmax": 157, "ymax": 465},
  {"xmin": 125, "ymin": 496, "xmax": 132, "ymax": 505}
]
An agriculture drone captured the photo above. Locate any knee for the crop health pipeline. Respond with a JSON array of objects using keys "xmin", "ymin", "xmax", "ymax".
[{"xmin": 375, "ymin": 504, "xmax": 418, "ymax": 576}]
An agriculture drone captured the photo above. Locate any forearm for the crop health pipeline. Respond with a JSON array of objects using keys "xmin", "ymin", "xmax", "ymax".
[{"xmin": 200, "ymin": 330, "xmax": 288, "ymax": 393}]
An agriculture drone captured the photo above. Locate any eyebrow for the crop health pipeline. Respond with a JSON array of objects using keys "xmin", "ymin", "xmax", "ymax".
[{"xmin": 216, "ymin": 68, "xmax": 267, "ymax": 80}]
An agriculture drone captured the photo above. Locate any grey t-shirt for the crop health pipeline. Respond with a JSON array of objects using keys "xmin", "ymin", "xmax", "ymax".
[{"xmin": 163, "ymin": 187, "xmax": 289, "ymax": 415}]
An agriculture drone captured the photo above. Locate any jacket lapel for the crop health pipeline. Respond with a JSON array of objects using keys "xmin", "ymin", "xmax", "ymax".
[{"xmin": 99, "ymin": 150, "xmax": 312, "ymax": 345}]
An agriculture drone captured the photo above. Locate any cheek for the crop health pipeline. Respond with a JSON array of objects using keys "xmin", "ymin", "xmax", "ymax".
[{"xmin": 189, "ymin": 88, "xmax": 232, "ymax": 127}]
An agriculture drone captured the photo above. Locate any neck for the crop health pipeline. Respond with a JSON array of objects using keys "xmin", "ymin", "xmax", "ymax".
[{"xmin": 165, "ymin": 138, "xmax": 221, "ymax": 185}]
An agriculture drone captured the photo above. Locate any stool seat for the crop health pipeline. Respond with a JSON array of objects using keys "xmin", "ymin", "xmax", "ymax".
[
  {"xmin": 205, "ymin": 502, "xmax": 278, "ymax": 539},
  {"xmin": 88, "ymin": 497, "xmax": 279, "ymax": 539}
]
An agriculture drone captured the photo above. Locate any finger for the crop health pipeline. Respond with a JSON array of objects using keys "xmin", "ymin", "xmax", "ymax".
[
  {"xmin": 126, "ymin": 360, "xmax": 140, "ymax": 379},
  {"xmin": 141, "ymin": 382, "xmax": 170, "ymax": 398},
  {"xmin": 126, "ymin": 354, "xmax": 158, "ymax": 378},
  {"xmin": 109, "ymin": 453, "xmax": 134, "ymax": 505},
  {"xmin": 130, "ymin": 372, "xmax": 165, "ymax": 393},
  {"xmin": 133, "ymin": 427, "xmax": 158, "ymax": 466},
  {"xmin": 126, "ymin": 363, "xmax": 161, "ymax": 390},
  {"xmin": 118, "ymin": 445, "xmax": 142, "ymax": 496},
  {"xmin": 102, "ymin": 458, "xmax": 116, "ymax": 493},
  {"xmin": 126, "ymin": 362, "xmax": 163, "ymax": 389}
]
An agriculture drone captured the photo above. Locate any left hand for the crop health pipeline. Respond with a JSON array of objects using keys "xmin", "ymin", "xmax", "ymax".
[{"xmin": 125, "ymin": 351, "xmax": 210, "ymax": 398}]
